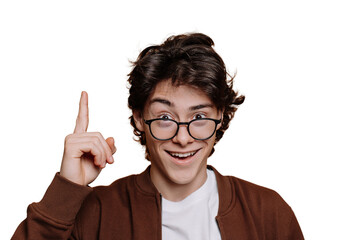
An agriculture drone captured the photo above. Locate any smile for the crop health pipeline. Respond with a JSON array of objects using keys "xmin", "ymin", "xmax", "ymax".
[{"xmin": 166, "ymin": 150, "xmax": 199, "ymax": 159}]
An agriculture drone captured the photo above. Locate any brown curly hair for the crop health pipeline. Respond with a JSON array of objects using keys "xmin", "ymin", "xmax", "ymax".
[{"xmin": 127, "ymin": 33, "xmax": 245, "ymax": 160}]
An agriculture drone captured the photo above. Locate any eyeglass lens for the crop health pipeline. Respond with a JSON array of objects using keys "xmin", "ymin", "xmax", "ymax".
[{"xmin": 149, "ymin": 119, "xmax": 216, "ymax": 140}]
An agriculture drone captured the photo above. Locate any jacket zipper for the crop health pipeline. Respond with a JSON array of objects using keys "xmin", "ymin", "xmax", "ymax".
[{"xmin": 157, "ymin": 193, "xmax": 162, "ymax": 240}]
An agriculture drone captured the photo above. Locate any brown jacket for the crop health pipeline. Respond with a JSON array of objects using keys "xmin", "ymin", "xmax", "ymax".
[{"xmin": 12, "ymin": 166, "xmax": 304, "ymax": 239}]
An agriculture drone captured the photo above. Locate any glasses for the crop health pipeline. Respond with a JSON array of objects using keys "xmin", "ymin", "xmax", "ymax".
[{"xmin": 144, "ymin": 118, "xmax": 221, "ymax": 141}]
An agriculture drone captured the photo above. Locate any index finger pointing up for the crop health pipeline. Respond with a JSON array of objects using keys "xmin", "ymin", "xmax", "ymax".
[{"xmin": 74, "ymin": 91, "xmax": 89, "ymax": 133}]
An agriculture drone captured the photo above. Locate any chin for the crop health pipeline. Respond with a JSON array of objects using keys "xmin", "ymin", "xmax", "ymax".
[
  {"xmin": 164, "ymin": 155, "xmax": 207, "ymax": 185},
  {"xmin": 167, "ymin": 168, "xmax": 199, "ymax": 185}
]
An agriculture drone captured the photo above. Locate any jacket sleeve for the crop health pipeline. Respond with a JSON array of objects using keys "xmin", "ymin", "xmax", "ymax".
[
  {"xmin": 11, "ymin": 173, "xmax": 92, "ymax": 240},
  {"xmin": 267, "ymin": 190, "xmax": 304, "ymax": 240},
  {"xmin": 273, "ymin": 193, "xmax": 304, "ymax": 240},
  {"xmin": 285, "ymin": 211, "xmax": 304, "ymax": 240}
]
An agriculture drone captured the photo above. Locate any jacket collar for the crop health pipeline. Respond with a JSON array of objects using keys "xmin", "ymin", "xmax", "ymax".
[
  {"xmin": 135, "ymin": 165, "xmax": 159, "ymax": 196},
  {"xmin": 135, "ymin": 165, "xmax": 234, "ymax": 215},
  {"xmin": 207, "ymin": 165, "xmax": 234, "ymax": 216}
]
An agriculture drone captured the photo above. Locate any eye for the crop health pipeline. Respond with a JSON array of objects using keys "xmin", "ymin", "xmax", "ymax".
[
  {"xmin": 159, "ymin": 114, "xmax": 173, "ymax": 120},
  {"xmin": 193, "ymin": 113, "xmax": 206, "ymax": 119}
]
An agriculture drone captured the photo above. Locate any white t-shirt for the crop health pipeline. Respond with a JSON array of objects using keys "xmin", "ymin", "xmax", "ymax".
[{"xmin": 161, "ymin": 169, "xmax": 221, "ymax": 240}]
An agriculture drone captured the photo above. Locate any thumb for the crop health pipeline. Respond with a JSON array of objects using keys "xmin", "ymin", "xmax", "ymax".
[{"xmin": 106, "ymin": 137, "xmax": 116, "ymax": 154}]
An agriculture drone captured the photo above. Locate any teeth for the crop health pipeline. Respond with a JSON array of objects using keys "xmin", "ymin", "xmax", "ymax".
[{"xmin": 169, "ymin": 151, "xmax": 196, "ymax": 158}]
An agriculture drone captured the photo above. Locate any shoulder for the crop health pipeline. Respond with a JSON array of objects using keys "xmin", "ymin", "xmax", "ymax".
[
  {"xmin": 81, "ymin": 166, "xmax": 155, "ymax": 209},
  {"xmin": 74, "ymin": 174, "xmax": 139, "ymax": 223},
  {"xmin": 224, "ymin": 174, "xmax": 296, "ymax": 227},
  {"xmin": 229, "ymin": 177, "xmax": 303, "ymax": 238},
  {"xmin": 230, "ymin": 176, "xmax": 284, "ymax": 202},
  {"xmin": 89, "ymin": 173, "xmax": 139, "ymax": 205},
  {"xmin": 210, "ymin": 166, "xmax": 304, "ymax": 238},
  {"xmin": 210, "ymin": 166, "xmax": 292, "ymax": 216},
  {"xmin": 73, "ymin": 174, "xmax": 141, "ymax": 238}
]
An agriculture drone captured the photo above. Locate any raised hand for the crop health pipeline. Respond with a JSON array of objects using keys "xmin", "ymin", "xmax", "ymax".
[{"xmin": 60, "ymin": 91, "xmax": 116, "ymax": 186}]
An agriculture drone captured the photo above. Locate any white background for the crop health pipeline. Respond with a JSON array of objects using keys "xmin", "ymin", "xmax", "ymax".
[{"xmin": 1, "ymin": 0, "xmax": 342, "ymax": 239}]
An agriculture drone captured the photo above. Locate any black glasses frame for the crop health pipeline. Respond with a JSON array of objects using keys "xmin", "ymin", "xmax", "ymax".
[{"xmin": 144, "ymin": 118, "xmax": 221, "ymax": 141}]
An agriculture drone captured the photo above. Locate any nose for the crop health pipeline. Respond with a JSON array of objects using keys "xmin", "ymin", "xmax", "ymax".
[{"xmin": 172, "ymin": 124, "xmax": 194, "ymax": 146}]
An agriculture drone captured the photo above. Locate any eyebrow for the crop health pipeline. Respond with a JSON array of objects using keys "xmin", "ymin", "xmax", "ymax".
[
  {"xmin": 189, "ymin": 103, "xmax": 214, "ymax": 111},
  {"xmin": 149, "ymin": 98, "xmax": 173, "ymax": 107},
  {"xmin": 149, "ymin": 97, "xmax": 214, "ymax": 111}
]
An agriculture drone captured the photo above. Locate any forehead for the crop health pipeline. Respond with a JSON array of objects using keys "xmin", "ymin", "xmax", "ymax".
[{"xmin": 145, "ymin": 80, "xmax": 215, "ymax": 111}]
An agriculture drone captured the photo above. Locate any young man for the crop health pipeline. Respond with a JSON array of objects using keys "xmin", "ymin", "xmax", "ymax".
[{"xmin": 13, "ymin": 33, "xmax": 304, "ymax": 239}]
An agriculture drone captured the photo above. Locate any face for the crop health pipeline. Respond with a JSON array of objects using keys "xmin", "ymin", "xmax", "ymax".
[{"xmin": 134, "ymin": 80, "xmax": 222, "ymax": 193}]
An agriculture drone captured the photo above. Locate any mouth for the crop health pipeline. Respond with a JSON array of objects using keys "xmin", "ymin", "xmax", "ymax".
[{"xmin": 165, "ymin": 149, "xmax": 200, "ymax": 164}]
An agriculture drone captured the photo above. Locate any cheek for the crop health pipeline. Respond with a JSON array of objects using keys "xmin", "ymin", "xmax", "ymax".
[
  {"xmin": 145, "ymin": 134, "xmax": 162, "ymax": 155},
  {"xmin": 203, "ymin": 138, "xmax": 216, "ymax": 154}
]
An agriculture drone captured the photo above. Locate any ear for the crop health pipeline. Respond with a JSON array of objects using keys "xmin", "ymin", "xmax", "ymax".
[{"xmin": 133, "ymin": 110, "xmax": 144, "ymax": 132}]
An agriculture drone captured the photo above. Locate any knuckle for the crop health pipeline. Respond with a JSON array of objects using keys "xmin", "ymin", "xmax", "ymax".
[
  {"xmin": 96, "ymin": 145, "xmax": 104, "ymax": 158},
  {"xmin": 94, "ymin": 156, "xmax": 101, "ymax": 166},
  {"xmin": 101, "ymin": 149, "xmax": 107, "ymax": 159},
  {"xmin": 89, "ymin": 136, "xmax": 99, "ymax": 145},
  {"xmin": 64, "ymin": 134, "xmax": 73, "ymax": 144},
  {"xmin": 93, "ymin": 154, "xmax": 101, "ymax": 165},
  {"xmin": 95, "ymin": 137, "xmax": 102, "ymax": 146},
  {"xmin": 90, "ymin": 141, "xmax": 97, "ymax": 149},
  {"xmin": 95, "ymin": 131, "xmax": 103, "ymax": 138}
]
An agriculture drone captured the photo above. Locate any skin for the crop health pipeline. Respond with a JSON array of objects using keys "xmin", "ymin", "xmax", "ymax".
[
  {"xmin": 60, "ymin": 91, "xmax": 116, "ymax": 186},
  {"xmin": 60, "ymin": 85, "xmax": 221, "ymax": 203},
  {"xmin": 134, "ymin": 80, "xmax": 222, "ymax": 201}
]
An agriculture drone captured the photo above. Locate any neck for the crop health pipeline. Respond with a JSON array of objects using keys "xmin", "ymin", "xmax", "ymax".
[{"xmin": 150, "ymin": 163, "xmax": 208, "ymax": 202}]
